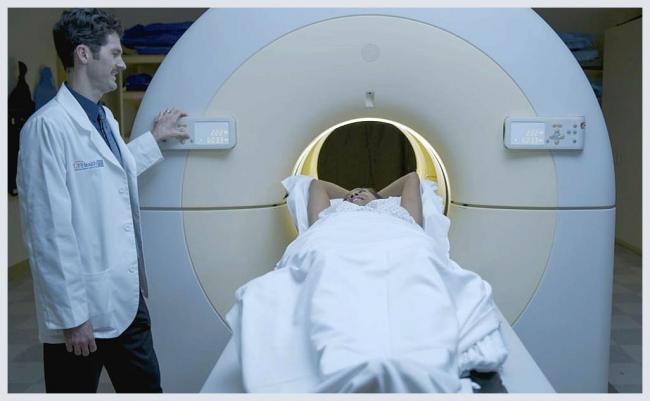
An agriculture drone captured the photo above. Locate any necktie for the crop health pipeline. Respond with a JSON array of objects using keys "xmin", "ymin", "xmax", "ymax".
[{"xmin": 97, "ymin": 112, "xmax": 123, "ymax": 167}]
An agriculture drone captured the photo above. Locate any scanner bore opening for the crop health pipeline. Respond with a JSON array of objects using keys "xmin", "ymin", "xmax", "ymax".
[{"xmin": 292, "ymin": 118, "xmax": 450, "ymax": 214}]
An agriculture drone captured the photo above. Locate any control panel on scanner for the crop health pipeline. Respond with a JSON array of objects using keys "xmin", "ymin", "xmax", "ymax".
[
  {"xmin": 160, "ymin": 117, "xmax": 237, "ymax": 150},
  {"xmin": 504, "ymin": 117, "xmax": 585, "ymax": 150}
]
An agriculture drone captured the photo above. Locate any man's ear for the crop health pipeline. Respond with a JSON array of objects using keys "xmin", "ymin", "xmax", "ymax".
[{"xmin": 74, "ymin": 44, "xmax": 91, "ymax": 65}]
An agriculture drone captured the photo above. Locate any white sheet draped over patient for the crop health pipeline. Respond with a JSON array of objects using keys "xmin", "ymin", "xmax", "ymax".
[{"xmin": 226, "ymin": 201, "xmax": 508, "ymax": 392}]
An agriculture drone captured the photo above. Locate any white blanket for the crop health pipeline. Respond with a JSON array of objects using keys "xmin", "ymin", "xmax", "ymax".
[{"xmin": 226, "ymin": 209, "xmax": 507, "ymax": 392}]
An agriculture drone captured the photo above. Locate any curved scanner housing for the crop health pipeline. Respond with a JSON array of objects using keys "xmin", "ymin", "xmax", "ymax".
[{"xmin": 133, "ymin": 9, "xmax": 615, "ymax": 393}]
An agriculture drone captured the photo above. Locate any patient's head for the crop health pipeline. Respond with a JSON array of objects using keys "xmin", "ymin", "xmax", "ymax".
[{"xmin": 343, "ymin": 188, "xmax": 382, "ymax": 206}]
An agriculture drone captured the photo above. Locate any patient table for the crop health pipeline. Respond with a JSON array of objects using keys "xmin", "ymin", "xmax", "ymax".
[{"xmin": 200, "ymin": 309, "xmax": 554, "ymax": 393}]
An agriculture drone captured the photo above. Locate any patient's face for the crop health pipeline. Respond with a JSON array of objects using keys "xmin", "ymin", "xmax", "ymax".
[{"xmin": 344, "ymin": 188, "xmax": 377, "ymax": 206}]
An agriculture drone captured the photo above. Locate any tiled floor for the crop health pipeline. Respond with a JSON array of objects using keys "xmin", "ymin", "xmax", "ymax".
[
  {"xmin": 6, "ymin": 245, "xmax": 642, "ymax": 393},
  {"xmin": 608, "ymin": 245, "xmax": 643, "ymax": 393},
  {"xmin": 6, "ymin": 262, "xmax": 115, "ymax": 393}
]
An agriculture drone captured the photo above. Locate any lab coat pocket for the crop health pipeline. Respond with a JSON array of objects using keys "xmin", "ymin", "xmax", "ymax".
[{"xmin": 83, "ymin": 269, "xmax": 114, "ymax": 331}]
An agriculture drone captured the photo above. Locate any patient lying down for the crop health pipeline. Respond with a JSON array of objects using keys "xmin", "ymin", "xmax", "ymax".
[
  {"xmin": 225, "ymin": 172, "xmax": 508, "ymax": 393},
  {"xmin": 307, "ymin": 171, "xmax": 423, "ymax": 228}
]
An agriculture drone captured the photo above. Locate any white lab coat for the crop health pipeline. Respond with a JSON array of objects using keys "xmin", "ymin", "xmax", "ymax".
[{"xmin": 16, "ymin": 84, "xmax": 163, "ymax": 343}]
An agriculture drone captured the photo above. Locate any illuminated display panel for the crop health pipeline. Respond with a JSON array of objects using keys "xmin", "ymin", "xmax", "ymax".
[
  {"xmin": 195, "ymin": 121, "xmax": 230, "ymax": 145},
  {"xmin": 510, "ymin": 122, "xmax": 546, "ymax": 145}
]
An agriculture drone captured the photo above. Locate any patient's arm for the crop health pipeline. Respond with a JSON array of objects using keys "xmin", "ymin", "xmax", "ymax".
[
  {"xmin": 308, "ymin": 179, "xmax": 349, "ymax": 226},
  {"xmin": 378, "ymin": 172, "xmax": 423, "ymax": 226}
]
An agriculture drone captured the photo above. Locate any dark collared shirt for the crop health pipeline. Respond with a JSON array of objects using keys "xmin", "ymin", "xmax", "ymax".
[{"xmin": 65, "ymin": 82, "xmax": 123, "ymax": 167}]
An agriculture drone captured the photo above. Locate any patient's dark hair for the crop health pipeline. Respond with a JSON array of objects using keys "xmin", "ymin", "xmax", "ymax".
[{"xmin": 53, "ymin": 8, "xmax": 123, "ymax": 69}]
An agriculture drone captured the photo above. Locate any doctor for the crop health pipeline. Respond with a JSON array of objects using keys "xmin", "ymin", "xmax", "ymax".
[{"xmin": 16, "ymin": 8, "xmax": 187, "ymax": 393}]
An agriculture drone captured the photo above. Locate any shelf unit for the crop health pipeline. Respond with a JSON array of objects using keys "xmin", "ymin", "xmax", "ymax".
[{"xmin": 117, "ymin": 53, "xmax": 165, "ymax": 139}]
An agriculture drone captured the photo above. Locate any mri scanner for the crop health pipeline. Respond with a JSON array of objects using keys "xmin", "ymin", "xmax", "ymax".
[{"xmin": 129, "ymin": 8, "xmax": 615, "ymax": 393}]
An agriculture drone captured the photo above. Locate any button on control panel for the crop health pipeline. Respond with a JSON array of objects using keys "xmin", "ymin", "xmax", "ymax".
[
  {"xmin": 504, "ymin": 117, "xmax": 585, "ymax": 150},
  {"xmin": 159, "ymin": 117, "xmax": 237, "ymax": 150}
]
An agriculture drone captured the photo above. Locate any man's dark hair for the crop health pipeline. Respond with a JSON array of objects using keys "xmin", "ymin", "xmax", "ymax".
[{"xmin": 53, "ymin": 8, "xmax": 123, "ymax": 69}]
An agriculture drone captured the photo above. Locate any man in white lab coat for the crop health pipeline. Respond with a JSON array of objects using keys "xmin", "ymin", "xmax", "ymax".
[{"xmin": 16, "ymin": 8, "xmax": 188, "ymax": 393}]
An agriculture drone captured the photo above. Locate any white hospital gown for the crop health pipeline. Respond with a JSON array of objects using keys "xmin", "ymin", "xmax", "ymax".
[{"xmin": 318, "ymin": 197, "xmax": 417, "ymax": 226}]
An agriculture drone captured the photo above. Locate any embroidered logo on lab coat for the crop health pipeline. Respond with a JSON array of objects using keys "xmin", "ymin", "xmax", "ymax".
[{"xmin": 73, "ymin": 159, "xmax": 104, "ymax": 171}]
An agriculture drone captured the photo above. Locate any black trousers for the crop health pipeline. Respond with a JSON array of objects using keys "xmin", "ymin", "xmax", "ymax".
[{"xmin": 43, "ymin": 293, "xmax": 162, "ymax": 393}]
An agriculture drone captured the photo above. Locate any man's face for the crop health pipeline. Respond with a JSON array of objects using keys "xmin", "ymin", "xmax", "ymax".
[{"xmin": 86, "ymin": 32, "xmax": 126, "ymax": 95}]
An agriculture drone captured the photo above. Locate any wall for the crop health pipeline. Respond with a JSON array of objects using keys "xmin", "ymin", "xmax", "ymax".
[
  {"xmin": 7, "ymin": 8, "xmax": 206, "ymax": 269},
  {"xmin": 602, "ymin": 18, "xmax": 642, "ymax": 252},
  {"xmin": 533, "ymin": 8, "xmax": 642, "ymax": 53},
  {"xmin": 8, "ymin": 8, "xmax": 65, "ymax": 93}
]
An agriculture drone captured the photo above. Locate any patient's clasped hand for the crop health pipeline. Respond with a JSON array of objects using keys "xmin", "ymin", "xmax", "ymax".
[{"xmin": 226, "ymin": 172, "xmax": 508, "ymax": 392}]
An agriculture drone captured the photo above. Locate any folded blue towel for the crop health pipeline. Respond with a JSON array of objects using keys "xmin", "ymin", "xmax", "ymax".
[
  {"xmin": 558, "ymin": 32, "xmax": 594, "ymax": 50},
  {"xmin": 122, "ymin": 21, "xmax": 192, "ymax": 49},
  {"xmin": 588, "ymin": 78, "xmax": 602, "ymax": 98},
  {"xmin": 572, "ymin": 49, "xmax": 600, "ymax": 62},
  {"xmin": 134, "ymin": 46, "xmax": 172, "ymax": 55},
  {"xmin": 124, "ymin": 73, "xmax": 152, "ymax": 91}
]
